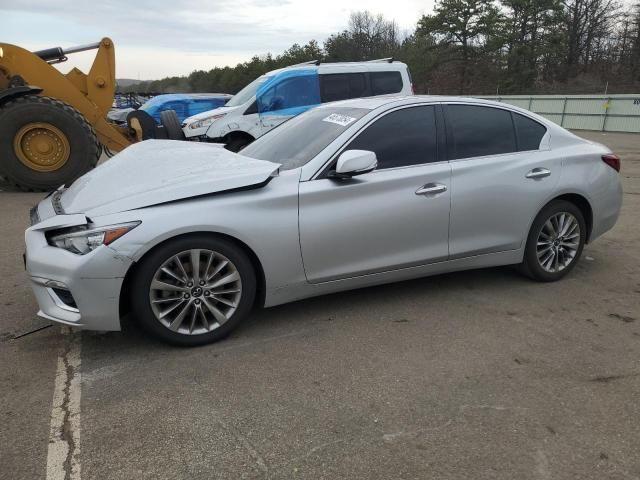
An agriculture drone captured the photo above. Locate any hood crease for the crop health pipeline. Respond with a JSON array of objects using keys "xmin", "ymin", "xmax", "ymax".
[{"xmin": 60, "ymin": 140, "xmax": 280, "ymax": 216}]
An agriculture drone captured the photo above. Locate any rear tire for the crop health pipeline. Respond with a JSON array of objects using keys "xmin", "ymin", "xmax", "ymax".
[
  {"xmin": 159, "ymin": 110, "xmax": 185, "ymax": 140},
  {"xmin": 521, "ymin": 200, "xmax": 586, "ymax": 282},
  {"xmin": 130, "ymin": 235, "xmax": 256, "ymax": 346},
  {"xmin": 0, "ymin": 95, "xmax": 100, "ymax": 191}
]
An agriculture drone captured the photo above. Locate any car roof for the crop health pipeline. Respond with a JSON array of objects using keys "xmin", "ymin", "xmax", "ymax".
[
  {"xmin": 319, "ymin": 95, "xmax": 552, "ymax": 117},
  {"xmin": 316, "ymin": 95, "xmax": 569, "ymax": 137},
  {"xmin": 266, "ymin": 60, "xmax": 408, "ymax": 76},
  {"xmin": 184, "ymin": 93, "xmax": 233, "ymax": 98},
  {"xmin": 319, "ymin": 95, "xmax": 531, "ymax": 109},
  {"xmin": 146, "ymin": 93, "xmax": 232, "ymax": 102}
]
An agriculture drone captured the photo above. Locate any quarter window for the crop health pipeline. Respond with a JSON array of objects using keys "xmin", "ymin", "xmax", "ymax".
[
  {"xmin": 370, "ymin": 71, "xmax": 403, "ymax": 95},
  {"xmin": 346, "ymin": 106, "xmax": 438, "ymax": 169},
  {"xmin": 320, "ymin": 73, "xmax": 369, "ymax": 102},
  {"xmin": 513, "ymin": 113, "xmax": 546, "ymax": 151},
  {"xmin": 445, "ymin": 105, "xmax": 517, "ymax": 159}
]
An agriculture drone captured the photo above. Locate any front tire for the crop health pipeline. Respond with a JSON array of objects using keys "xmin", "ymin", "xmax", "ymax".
[
  {"xmin": 131, "ymin": 235, "xmax": 256, "ymax": 346},
  {"xmin": 521, "ymin": 200, "xmax": 586, "ymax": 282}
]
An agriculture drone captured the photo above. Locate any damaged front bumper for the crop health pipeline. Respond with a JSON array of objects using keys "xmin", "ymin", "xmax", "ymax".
[{"xmin": 24, "ymin": 204, "xmax": 133, "ymax": 331}]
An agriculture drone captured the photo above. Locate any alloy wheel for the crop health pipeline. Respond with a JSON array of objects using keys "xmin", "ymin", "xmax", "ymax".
[
  {"xmin": 536, "ymin": 212, "xmax": 581, "ymax": 273},
  {"xmin": 149, "ymin": 249, "xmax": 242, "ymax": 335}
]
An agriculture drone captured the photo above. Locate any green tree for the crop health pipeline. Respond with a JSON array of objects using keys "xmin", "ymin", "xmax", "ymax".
[
  {"xmin": 418, "ymin": 0, "xmax": 503, "ymax": 93},
  {"xmin": 397, "ymin": 32, "xmax": 438, "ymax": 93},
  {"xmin": 119, "ymin": 5, "xmax": 640, "ymax": 98},
  {"xmin": 499, "ymin": 0, "xmax": 564, "ymax": 92}
]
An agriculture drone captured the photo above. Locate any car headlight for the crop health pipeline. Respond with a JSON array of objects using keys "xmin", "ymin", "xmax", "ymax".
[
  {"xmin": 188, "ymin": 113, "xmax": 226, "ymax": 130},
  {"xmin": 48, "ymin": 221, "xmax": 141, "ymax": 255}
]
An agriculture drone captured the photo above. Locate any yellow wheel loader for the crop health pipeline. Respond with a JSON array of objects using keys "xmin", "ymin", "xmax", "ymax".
[{"xmin": 0, "ymin": 38, "xmax": 133, "ymax": 191}]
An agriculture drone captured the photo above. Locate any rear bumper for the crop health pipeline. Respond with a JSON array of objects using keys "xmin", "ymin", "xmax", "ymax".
[
  {"xmin": 590, "ymin": 176, "xmax": 623, "ymax": 242},
  {"xmin": 25, "ymin": 222, "xmax": 132, "ymax": 331}
]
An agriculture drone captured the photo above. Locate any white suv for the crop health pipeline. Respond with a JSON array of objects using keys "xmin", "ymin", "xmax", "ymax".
[{"xmin": 181, "ymin": 59, "xmax": 413, "ymax": 151}]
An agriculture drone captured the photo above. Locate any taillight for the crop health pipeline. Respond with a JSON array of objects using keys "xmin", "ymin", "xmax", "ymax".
[{"xmin": 602, "ymin": 154, "xmax": 620, "ymax": 172}]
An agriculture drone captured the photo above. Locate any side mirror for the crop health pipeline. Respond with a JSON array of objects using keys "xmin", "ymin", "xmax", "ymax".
[{"xmin": 329, "ymin": 150, "xmax": 377, "ymax": 179}]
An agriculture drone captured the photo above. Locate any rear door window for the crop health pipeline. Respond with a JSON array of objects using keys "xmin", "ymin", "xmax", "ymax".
[
  {"xmin": 346, "ymin": 106, "xmax": 438, "ymax": 169},
  {"xmin": 512, "ymin": 113, "xmax": 547, "ymax": 151},
  {"xmin": 320, "ymin": 73, "xmax": 369, "ymax": 102},
  {"xmin": 445, "ymin": 105, "xmax": 517, "ymax": 160},
  {"xmin": 370, "ymin": 71, "xmax": 403, "ymax": 95}
]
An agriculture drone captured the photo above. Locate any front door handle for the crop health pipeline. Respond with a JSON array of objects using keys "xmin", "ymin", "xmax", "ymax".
[
  {"xmin": 526, "ymin": 167, "xmax": 551, "ymax": 179},
  {"xmin": 415, "ymin": 183, "xmax": 447, "ymax": 196}
]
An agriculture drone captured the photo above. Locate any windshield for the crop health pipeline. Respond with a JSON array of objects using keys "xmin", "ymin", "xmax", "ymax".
[
  {"xmin": 240, "ymin": 107, "xmax": 370, "ymax": 170},
  {"xmin": 226, "ymin": 76, "xmax": 269, "ymax": 107}
]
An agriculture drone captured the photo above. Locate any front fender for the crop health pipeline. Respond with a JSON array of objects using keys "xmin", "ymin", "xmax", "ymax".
[
  {"xmin": 105, "ymin": 171, "xmax": 305, "ymax": 307},
  {"xmin": 206, "ymin": 117, "xmax": 261, "ymax": 140}
]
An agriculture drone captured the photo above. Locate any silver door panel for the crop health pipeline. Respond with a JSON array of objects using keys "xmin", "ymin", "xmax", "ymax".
[
  {"xmin": 299, "ymin": 163, "xmax": 451, "ymax": 283},
  {"xmin": 449, "ymin": 150, "xmax": 561, "ymax": 259}
]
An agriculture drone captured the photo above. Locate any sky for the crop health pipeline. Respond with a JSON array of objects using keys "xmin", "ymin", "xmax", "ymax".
[{"xmin": 1, "ymin": 0, "xmax": 435, "ymax": 80}]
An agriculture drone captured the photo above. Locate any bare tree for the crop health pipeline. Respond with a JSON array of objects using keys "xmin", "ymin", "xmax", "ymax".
[
  {"xmin": 324, "ymin": 11, "xmax": 402, "ymax": 61},
  {"xmin": 563, "ymin": 0, "xmax": 620, "ymax": 68},
  {"xmin": 348, "ymin": 11, "xmax": 401, "ymax": 58}
]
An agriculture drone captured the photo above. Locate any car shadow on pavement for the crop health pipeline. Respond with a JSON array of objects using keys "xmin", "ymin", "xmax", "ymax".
[{"xmin": 83, "ymin": 265, "xmax": 528, "ymax": 355}]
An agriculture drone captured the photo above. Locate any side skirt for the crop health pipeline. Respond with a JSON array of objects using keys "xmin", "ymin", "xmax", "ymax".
[{"xmin": 264, "ymin": 248, "xmax": 524, "ymax": 308}]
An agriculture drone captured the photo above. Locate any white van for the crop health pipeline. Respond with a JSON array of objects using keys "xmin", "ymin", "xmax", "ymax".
[{"xmin": 181, "ymin": 59, "xmax": 413, "ymax": 151}]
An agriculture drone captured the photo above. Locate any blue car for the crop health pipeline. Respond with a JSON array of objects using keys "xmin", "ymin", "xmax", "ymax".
[{"xmin": 140, "ymin": 93, "xmax": 232, "ymax": 124}]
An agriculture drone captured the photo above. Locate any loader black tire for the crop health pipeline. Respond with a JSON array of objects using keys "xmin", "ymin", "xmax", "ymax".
[
  {"xmin": 0, "ymin": 95, "xmax": 100, "ymax": 191},
  {"xmin": 224, "ymin": 135, "xmax": 253, "ymax": 152},
  {"xmin": 127, "ymin": 110, "xmax": 158, "ymax": 140},
  {"xmin": 159, "ymin": 110, "xmax": 184, "ymax": 140}
]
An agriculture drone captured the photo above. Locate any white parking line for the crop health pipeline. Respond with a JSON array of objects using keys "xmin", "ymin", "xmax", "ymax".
[{"xmin": 46, "ymin": 327, "xmax": 81, "ymax": 480}]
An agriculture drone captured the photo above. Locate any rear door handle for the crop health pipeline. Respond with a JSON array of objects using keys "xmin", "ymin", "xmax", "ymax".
[
  {"xmin": 415, "ymin": 183, "xmax": 447, "ymax": 196},
  {"xmin": 526, "ymin": 167, "xmax": 551, "ymax": 179}
]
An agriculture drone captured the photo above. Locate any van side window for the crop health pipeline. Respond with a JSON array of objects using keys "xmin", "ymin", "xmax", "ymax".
[
  {"xmin": 346, "ymin": 106, "xmax": 438, "ymax": 169},
  {"xmin": 320, "ymin": 73, "xmax": 369, "ymax": 102},
  {"xmin": 258, "ymin": 75, "xmax": 320, "ymax": 113},
  {"xmin": 512, "ymin": 113, "xmax": 547, "ymax": 151},
  {"xmin": 370, "ymin": 71, "xmax": 403, "ymax": 95},
  {"xmin": 445, "ymin": 105, "xmax": 517, "ymax": 160}
]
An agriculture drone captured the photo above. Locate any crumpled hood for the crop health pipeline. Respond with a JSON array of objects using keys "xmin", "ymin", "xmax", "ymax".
[{"xmin": 60, "ymin": 140, "xmax": 280, "ymax": 216}]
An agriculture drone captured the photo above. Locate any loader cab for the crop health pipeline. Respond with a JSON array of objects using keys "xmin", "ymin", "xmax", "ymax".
[{"xmin": 181, "ymin": 60, "xmax": 413, "ymax": 151}]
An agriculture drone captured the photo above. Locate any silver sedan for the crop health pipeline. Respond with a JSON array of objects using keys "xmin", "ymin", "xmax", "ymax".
[{"xmin": 25, "ymin": 96, "xmax": 623, "ymax": 345}]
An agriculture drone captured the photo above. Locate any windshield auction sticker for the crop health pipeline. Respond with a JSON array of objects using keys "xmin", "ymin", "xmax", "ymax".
[{"xmin": 322, "ymin": 113, "xmax": 357, "ymax": 127}]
